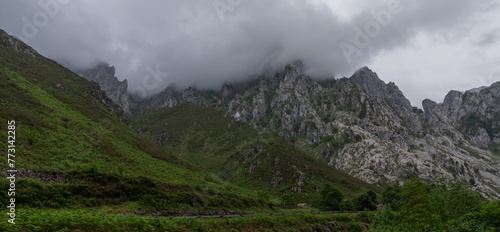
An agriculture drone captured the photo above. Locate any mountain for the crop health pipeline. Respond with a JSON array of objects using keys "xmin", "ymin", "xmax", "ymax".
[
  {"xmin": 0, "ymin": 28, "xmax": 277, "ymax": 215},
  {"xmin": 77, "ymin": 62, "xmax": 130, "ymax": 114},
  {"xmin": 0, "ymin": 27, "xmax": 379, "ymax": 216},
  {"xmin": 423, "ymin": 84, "xmax": 500, "ymax": 148},
  {"xmin": 1, "ymin": 27, "xmax": 498, "ymax": 230},
  {"xmin": 141, "ymin": 61, "xmax": 500, "ymax": 199}
]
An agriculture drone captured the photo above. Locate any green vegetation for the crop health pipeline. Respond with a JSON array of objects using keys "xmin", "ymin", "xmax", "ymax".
[
  {"xmin": 0, "ymin": 66, "xmax": 267, "ymax": 212},
  {"xmin": 353, "ymin": 191, "xmax": 377, "ymax": 211},
  {"xmin": 370, "ymin": 179, "xmax": 499, "ymax": 231},
  {"xmin": 0, "ymin": 35, "xmax": 377, "ymax": 231},
  {"xmin": 318, "ymin": 183, "xmax": 344, "ymax": 210},
  {"xmin": 382, "ymin": 184, "xmax": 402, "ymax": 211},
  {"xmin": 314, "ymin": 184, "xmax": 379, "ymax": 212},
  {"xmin": 490, "ymin": 143, "xmax": 500, "ymax": 156},
  {"xmin": 132, "ymin": 103, "xmax": 379, "ymax": 205},
  {"xmin": 0, "ymin": 40, "xmax": 276, "ymax": 220},
  {"xmin": 2, "ymin": 31, "xmax": 499, "ymax": 231},
  {"xmin": 461, "ymin": 112, "xmax": 500, "ymax": 138},
  {"xmin": 358, "ymin": 104, "xmax": 367, "ymax": 119},
  {"xmin": 0, "ymin": 208, "xmax": 368, "ymax": 232}
]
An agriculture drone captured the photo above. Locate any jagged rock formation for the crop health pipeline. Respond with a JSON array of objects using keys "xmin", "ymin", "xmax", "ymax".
[
  {"xmin": 78, "ymin": 63, "xmax": 130, "ymax": 114},
  {"xmin": 0, "ymin": 29, "xmax": 38, "ymax": 58},
  {"xmin": 142, "ymin": 61, "xmax": 500, "ymax": 199},
  {"xmin": 423, "ymin": 84, "xmax": 500, "ymax": 148}
]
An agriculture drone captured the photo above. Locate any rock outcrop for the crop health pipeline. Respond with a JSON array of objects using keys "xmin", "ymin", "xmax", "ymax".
[
  {"xmin": 0, "ymin": 29, "xmax": 38, "ymax": 58},
  {"xmin": 78, "ymin": 63, "xmax": 130, "ymax": 114}
]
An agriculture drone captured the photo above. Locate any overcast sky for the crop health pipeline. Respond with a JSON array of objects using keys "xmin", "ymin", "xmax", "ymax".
[{"xmin": 1, "ymin": 0, "xmax": 499, "ymax": 106}]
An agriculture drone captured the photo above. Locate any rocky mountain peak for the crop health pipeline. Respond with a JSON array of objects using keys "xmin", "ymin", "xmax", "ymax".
[
  {"xmin": 283, "ymin": 60, "xmax": 305, "ymax": 73},
  {"xmin": 485, "ymin": 82, "xmax": 500, "ymax": 97},
  {"xmin": 442, "ymin": 90, "xmax": 463, "ymax": 110},
  {"xmin": 348, "ymin": 66, "xmax": 390, "ymax": 98},
  {"xmin": 78, "ymin": 62, "xmax": 130, "ymax": 114},
  {"xmin": 348, "ymin": 66, "xmax": 411, "ymax": 109},
  {"xmin": 79, "ymin": 62, "xmax": 119, "ymax": 91},
  {"xmin": 133, "ymin": 61, "xmax": 500, "ymax": 199},
  {"xmin": 468, "ymin": 86, "xmax": 488, "ymax": 93},
  {"xmin": 277, "ymin": 61, "xmax": 322, "ymax": 97},
  {"xmin": 0, "ymin": 29, "xmax": 38, "ymax": 58}
]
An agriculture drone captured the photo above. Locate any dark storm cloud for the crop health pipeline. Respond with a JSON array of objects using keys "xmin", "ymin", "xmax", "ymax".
[{"xmin": 0, "ymin": 0, "xmax": 497, "ymax": 97}]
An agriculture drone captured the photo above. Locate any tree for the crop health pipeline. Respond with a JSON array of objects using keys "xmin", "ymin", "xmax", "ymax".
[
  {"xmin": 353, "ymin": 192, "xmax": 377, "ymax": 211},
  {"xmin": 382, "ymin": 184, "xmax": 402, "ymax": 211},
  {"xmin": 399, "ymin": 179, "xmax": 438, "ymax": 224},
  {"xmin": 430, "ymin": 181, "xmax": 486, "ymax": 221},
  {"xmin": 480, "ymin": 200, "xmax": 500, "ymax": 227},
  {"xmin": 319, "ymin": 183, "xmax": 344, "ymax": 211},
  {"xmin": 367, "ymin": 189, "xmax": 377, "ymax": 202},
  {"xmin": 339, "ymin": 199, "xmax": 355, "ymax": 211}
]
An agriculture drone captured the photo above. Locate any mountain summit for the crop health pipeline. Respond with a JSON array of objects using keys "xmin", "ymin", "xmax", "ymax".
[
  {"xmin": 77, "ymin": 62, "xmax": 130, "ymax": 114},
  {"xmin": 137, "ymin": 61, "xmax": 500, "ymax": 199}
]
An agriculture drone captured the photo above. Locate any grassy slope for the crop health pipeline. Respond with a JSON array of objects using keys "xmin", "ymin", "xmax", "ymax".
[
  {"xmin": 0, "ymin": 31, "xmax": 374, "ymax": 231},
  {"xmin": 132, "ymin": 103, "xmax": 379, "ymax": 204},
  {"xmin": 0, "ymin": 34, "xmax": 270, "ymax": 217}
]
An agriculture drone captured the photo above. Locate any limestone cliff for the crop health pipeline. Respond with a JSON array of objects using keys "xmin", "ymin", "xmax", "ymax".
[
  {"xmin": 143, "ymin": 62, "xmax": 500, "ymax": 199},
  {"xmin": 78, "ymin": 63, "xmax": 130, "ymax": 114}
]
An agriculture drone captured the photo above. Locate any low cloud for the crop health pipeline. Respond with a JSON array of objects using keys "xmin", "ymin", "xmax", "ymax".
[{"xmin": 0, "ymin": 0, "xmax": 498, "ymax": 101}]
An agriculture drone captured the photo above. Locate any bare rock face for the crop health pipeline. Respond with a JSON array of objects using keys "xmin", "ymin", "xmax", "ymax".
[
  {"xmin": 423, "ymin": 82, "xmax": 500, "ymax": 149},
  {"xmin": 144, "ymin": 62, "xmax": 500, "ymax": 199},
  {"xmin": 89, "ymin": 81, "xmax": 125, "ymax": 119},
  {"xmin": 0, "ymin": 29, "xmax": 37, "ymax": 58},
  {"xmin": 78, "ymin": 63, "xmax": 130, "ymax": 114}
]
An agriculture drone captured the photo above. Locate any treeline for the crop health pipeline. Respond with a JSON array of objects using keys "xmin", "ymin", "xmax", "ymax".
[
  {"xmin": 278, "ymin": 183, "xmax": 379, "ymax": 211},
  {"xmin": 371, "ymin": 179, "xmax": 500, "ymax": 231},
  {"xmin": 278, "ymin": 179, "xmax": 499, "ymax": 231},
  {"xmin": 315, "ymin": 183, "xmax": 378, "ymax": 211}
]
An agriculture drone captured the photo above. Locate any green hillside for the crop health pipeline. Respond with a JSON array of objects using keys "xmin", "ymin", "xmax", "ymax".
[
  {"xmin": 0, "ymin": 32, "xmax": 271, "ymax": 216},
  {"xmin": 132, "ymin": 103, "xmax": 379, "ymax": 203},
  {"xmin": 0, "ymin": 29, "xmax": 378, "ymax": 231}
]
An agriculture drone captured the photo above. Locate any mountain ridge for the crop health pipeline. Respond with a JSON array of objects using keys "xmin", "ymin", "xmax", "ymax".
[
  {"xmin": 135, "ymin": 61, "xmax": 500, "ymax": 199},
  {"xmin": 3, "ymin": 27, "xmax": 498, "ymax": 200}
]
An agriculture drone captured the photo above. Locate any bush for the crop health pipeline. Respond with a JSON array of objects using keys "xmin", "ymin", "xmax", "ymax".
[
  {"xmin": 280, "ymin": 193, "xmax": 295, "ymax": 207},
  {"xmin": 257, "ymin": 190, "xmax": 270, "ymax": 202}
]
